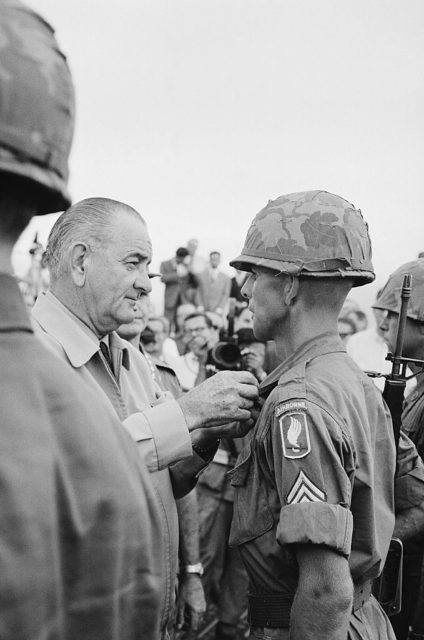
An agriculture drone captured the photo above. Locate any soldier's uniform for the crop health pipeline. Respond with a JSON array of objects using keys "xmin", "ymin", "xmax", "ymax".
[
  {"xmin": 0, "ymin": 3, "xmax": 163, "ymax": 636},
  {"xmin": 229, "ymin": 335, "xmax": 396, "ymax": 639},
  {"xmin": 229, "ymin": 191, "xmax": 397, "ymax": 639},
  {"xmin": 374, "ymin": 260, "xmax": 424, "ymax": 639}
]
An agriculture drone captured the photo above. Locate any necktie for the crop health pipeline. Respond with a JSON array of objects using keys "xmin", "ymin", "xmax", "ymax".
[{"xmin": 99, "ymin": 341, "xmax": 114, "ymax": 376}]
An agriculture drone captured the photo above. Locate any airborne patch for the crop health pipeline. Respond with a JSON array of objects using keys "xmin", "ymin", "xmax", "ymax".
[
  {"xmin": 275, "ymin": 400, "xmax": 307, "ymax": 418},
  {"xmin": 286, "ymin": 470, "xmax": 326, "ymax": 505},
  {"xmin": 279, "ymin": 411, "xmax": 311, "ymax": 459}
]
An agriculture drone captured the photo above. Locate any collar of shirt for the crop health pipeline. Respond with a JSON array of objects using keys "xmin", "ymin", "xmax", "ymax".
[
  {"xmin": 0, "ymin": 273, "xmax": 33, "ymax": 333},
  {"xmin": 32, "ymin": 290, "xmax": 130, "ymax": 371},
  {"xmin": 259, "ymin": 332, "xmax": 346, "ymax": 397}
]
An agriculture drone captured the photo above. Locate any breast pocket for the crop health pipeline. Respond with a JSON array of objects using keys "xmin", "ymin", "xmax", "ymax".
[{"xmin": 228, "ymin": 442, "xmax": 274, "ymax": 547}]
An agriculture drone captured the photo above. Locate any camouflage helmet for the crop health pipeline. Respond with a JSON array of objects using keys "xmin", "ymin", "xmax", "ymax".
[
  {"xmin": 0, "ymin": 0, "xmax": 75, "ymax": 214},
  {"xmin": 373, "ymin": 259, "xmax": 424, "ymax": 322},
  {"xmin": 230, "ymin": 190, "xmax": 375, "ymax": 287}
]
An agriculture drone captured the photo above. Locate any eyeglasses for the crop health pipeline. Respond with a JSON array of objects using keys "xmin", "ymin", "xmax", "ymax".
[{"xmin": 185, "ymin": 325, "xmax": 208, "ymax": 335}]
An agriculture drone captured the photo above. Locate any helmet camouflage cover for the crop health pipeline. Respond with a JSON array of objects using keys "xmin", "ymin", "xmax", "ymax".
[
  {"xmin": 230, "ymin": 190, "xmax": 375, "ymax": 287},
  {"xmin": 0, "ymin": 0, "xmax": 75, "ymax": 214},
  {"xmin": 373, "ymin": 259, "xmax": 424, "ymax": 322}
]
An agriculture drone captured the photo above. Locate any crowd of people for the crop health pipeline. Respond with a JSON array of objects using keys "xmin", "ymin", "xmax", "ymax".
[{"xmin": 2, "ymin": 3, "xmax": 424, "ymax": 640}]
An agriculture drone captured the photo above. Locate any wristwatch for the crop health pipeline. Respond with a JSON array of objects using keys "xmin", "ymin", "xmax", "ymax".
[{"xmin": 185, "ymin": 562, "xmax": 204, "ymax": 576}]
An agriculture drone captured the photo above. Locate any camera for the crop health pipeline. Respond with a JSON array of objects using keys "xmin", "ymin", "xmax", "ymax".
[{"xmin": 210, "ymin": 337, "xmax": 243, "ymax": 371}]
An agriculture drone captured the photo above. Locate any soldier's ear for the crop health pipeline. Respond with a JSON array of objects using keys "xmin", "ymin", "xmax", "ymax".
[
  {"xmin": 70, "ymin": 242, "xmax": 89, "ymax": 287},
  {"xmin": 283, "ymin": 275, "xmax": 299, "ymax": 306}
]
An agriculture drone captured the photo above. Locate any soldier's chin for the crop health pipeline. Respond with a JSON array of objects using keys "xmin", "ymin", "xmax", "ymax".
[{"xmin": 252, "ymin": 320, "xmax": 267, "ymax": 342}]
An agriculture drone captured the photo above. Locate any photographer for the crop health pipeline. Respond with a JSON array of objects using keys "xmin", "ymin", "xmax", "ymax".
[
  {"xmin": 168, "ymin": 312, "xmax": 219, "ymax": 391},
  {"xmin": 196, "ymin": 328, "xmax": 268, "ymax": 640}
]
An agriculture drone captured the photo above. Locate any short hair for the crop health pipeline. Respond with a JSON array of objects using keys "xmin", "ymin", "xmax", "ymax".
[
  {"xmin": 183, "ymin": 312, "xmax": 212, "ymax": 329},
  {"xmin": 210, "ymin": 251, "xmax": 221, "ymax": 258},
  {"xmin": 148, "ymin": 315, "xmax": 170, "ymax": 335},
  {"xmin": 176, "ymin": 247, "xmax": 189, "ymax": 259},
  {"xmin": 45, "ymin": 197, "xmax": 145, "ymax": 281}
]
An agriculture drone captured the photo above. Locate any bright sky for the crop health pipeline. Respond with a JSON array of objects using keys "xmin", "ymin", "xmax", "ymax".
[{"xmin": 14, "ymin": 0, "xmax": 424, "ymax": 315}]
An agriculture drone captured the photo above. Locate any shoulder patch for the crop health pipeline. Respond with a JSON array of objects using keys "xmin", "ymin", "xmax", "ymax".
[
  {"xmin": 275, "ymin": 400, "xmax": 307, "ymax": 417},
  {"xmin": 279, "ymin": 411, "xmax": 311, "ymax": 459},
  {"xmin": 286, "ymin": 470, "xmax": 326, "ymax": 505}
]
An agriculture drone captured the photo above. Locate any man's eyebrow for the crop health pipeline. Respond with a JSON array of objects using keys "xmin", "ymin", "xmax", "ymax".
[{"xmin": 123, "ymin": 251, "xmax": 150, "ymax": 261}]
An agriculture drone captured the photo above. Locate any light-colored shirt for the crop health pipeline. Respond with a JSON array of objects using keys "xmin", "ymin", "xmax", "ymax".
[
  {"xmin": 168, "ymin": 351, "xmax": 200, "ymax": 391},
  {"xmin": 32, "ymin": 291, "xmax": 192, "ymax": 472}
]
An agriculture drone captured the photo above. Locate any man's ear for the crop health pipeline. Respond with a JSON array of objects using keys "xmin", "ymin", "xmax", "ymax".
[
  {"xmin": 70, "ymin": 243, "xmax": 89, "ymax": 287},
  {"xmin": 283, "ymin": 275, "xmax": 299, "ymax": 306}
]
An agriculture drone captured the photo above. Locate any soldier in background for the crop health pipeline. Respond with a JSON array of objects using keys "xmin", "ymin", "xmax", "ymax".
[
  {"xmin": 374, "ymin": 259, "xmax": 424, "ymax": 640},
  {"xmin": 0, "ymin": 2, "xmax": 163, "ymax": 637},
  {"xmin": 228, "ymin": 190, "xmax": 397, "ymax": 639}
]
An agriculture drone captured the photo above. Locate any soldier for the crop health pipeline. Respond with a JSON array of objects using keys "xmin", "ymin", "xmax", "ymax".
[
  {"xmin": 228, "ymin": 190, "xmax": 397, "ymax": 639},
  {"xmin": 374, "ymin": 259, "xmax": 424, "ymax": 640},
  {"xmin": 0, "ymin": 1, "xmax": 163, "ymax": 637}
]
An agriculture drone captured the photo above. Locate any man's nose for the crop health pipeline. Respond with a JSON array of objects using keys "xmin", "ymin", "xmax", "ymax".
[
  {"xmin": 379, "ymin": 313, "xmax": 389, "ymax": 332},
  {"xmin": 135, "ymin": 269, "xmax": 152, "ymax": 294},
  {"xmin": 241, "ymin": 274, "xmax": 253, "ymax": 298}
]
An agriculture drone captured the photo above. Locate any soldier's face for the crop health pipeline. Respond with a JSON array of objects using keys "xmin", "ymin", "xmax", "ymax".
[
  {"xmin": 379, "ymin": 310, "xmax": 422, "ymax": 358},
  {"xmin": 241, "ymin": 266, "xmax": 288, "ymax": 341},
  {"xmin": 82, "ymin": 213, "xmax": 153, "ymax": 336}
]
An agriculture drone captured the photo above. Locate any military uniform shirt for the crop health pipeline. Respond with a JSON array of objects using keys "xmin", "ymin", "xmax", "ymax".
[
  {"xmin": 229, "ymin": 334, "xmax": 396, "ymax": 595},
  {"xmin": 402, "ymin": 375, "xmax": 424, "ymax": 461}
]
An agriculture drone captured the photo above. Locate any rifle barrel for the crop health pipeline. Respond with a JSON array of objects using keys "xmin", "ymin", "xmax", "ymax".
[{"xmin": 392, "ymin": 274, "xmax": 412, "ymax": 376}]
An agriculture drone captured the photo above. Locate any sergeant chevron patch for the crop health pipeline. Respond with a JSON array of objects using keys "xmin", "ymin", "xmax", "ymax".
[
  {"xmin": 279, "ymin": 411, "xmax": 311, "ymax": 459},
  {"xmin": 286, "ymin": 470, "xmax": 326, "ymax": 505}
]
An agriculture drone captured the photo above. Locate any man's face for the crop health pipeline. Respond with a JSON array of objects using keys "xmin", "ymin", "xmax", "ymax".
[
  {"xmin": 209, "ymin": 253, "xmax": 220, "ymax": 268},
  {"xmin": 378, "ymin": 310, "xmax": 421, "ymax": 358},
  {"xmin": 144, "ymin": 319, "xmax": 166, "ymax": 356},
  {"xmin": 82, "ymin": 212, "xmax": 153, "ymax": 336},
  {"xmin": 183, "ymin": 315, "xmax": 213, "ymax": 352},
  {"xmin": 241, "ymin": 266, "xmax": 288, "ymax": 342},
  {"xmin": 176, "ymin": 304, "xmax": 196, "ymax": 331},
  {"xmin": 117, "ymin": 295, "xmax": 150, "ymax": 342}
]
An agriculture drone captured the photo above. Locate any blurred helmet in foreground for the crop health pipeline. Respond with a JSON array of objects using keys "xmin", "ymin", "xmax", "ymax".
[
  {"xmin": 0, "ymin": 0, "xmax": 75, "ymax": 214},
  {"xmin": 230, "ymin": 190, "xmax": 374, "ymax": 287},
  {"xmin": 373, "ymin": 259, "xmax": 424, "ymax": 322}
]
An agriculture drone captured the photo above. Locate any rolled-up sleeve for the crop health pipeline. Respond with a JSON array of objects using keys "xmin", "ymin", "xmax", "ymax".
[
  {"xmin": 277, "ymin": 502, "xmax": 353, "ymax": 556},
  {"xmin": 270, "ymin": 398, "xmax": 355, "ymax": 557},
  {"xmin": 123, "ymin": 399, "xmax": 192, "ymax": 471}
]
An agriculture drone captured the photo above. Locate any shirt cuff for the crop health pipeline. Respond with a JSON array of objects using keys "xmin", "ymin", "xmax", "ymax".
[
  {"xmin": 277, "ymin": 502, "xmax": 353, "ymax": 557},
  {"xmin": 123, "ymin": 400, "xmax": 192, "ymax": 471}
]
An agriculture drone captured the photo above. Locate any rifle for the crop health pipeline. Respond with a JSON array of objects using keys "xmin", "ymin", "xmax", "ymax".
[{"xmin": 367, "ymin": 274, "xmax": 424, "ymax": 616}]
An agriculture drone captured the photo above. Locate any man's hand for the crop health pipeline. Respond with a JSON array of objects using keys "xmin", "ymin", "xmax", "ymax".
[
  {"xmin": 177, "ymin": 574, "xmax": 206, "ymax": 632},
  {"xmin": 188, "ymin": 336, "xmax": 209, "ymax": 363},
  {"xmin": 178, "ymin": 370, "xmax": 259, "ymax": 433},
  {"xmin": 240, "ymin": 348, "xmax": 266, "ymax": 380}
]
